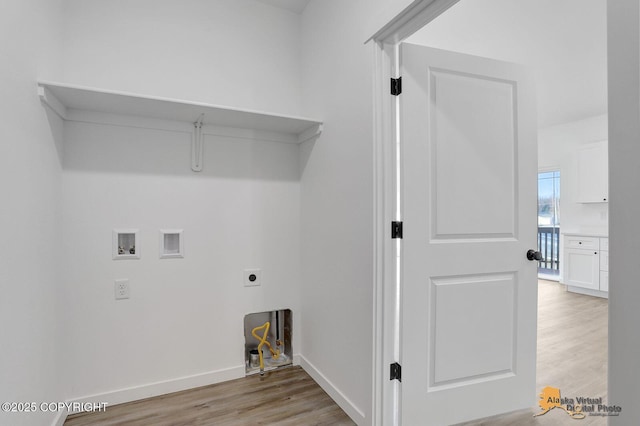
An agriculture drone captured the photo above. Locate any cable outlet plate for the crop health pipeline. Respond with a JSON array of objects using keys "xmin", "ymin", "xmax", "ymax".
[
  {"xmin": 115, "ymin": 279, "xmax": 130, "ymax": 300},
  {"xmin": 244, "ymin": 269, "xmax": 261, "ymax": 287}
]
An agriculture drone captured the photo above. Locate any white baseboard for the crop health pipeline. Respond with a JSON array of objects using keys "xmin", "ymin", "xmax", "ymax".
[
  {"xmin": 54, "ymin": 364, "xmax": 245, "ymax": 425},
  {"xmin": 52, "ymin": 411, "xmax": 67, "ymax": 426},
  {"xmin": 299, "ymin": 355, "xmax": 366, "ymax": 425},
  {"xmin": 52, "ymin": 355, "xmax": 361, "ymax": 426},
  {"xmin": 567, "ymin": 285, "xmax": 609, "ymax": 298}
]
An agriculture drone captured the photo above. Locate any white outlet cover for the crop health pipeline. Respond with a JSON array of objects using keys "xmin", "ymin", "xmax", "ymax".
[
  {"xmin": 115, "ymin": 279, "xmax": 130, "ymax": 300},
  {"xmin": 244, "ymin": 269, "xmax": 261, "ymax": 287}
]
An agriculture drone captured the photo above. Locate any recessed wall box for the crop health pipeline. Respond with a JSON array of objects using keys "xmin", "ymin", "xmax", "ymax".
[
  {"xmin": 159, "ymin": 229, "xmax": 184, "ymax": 258},
  {"xmin": 244, "ymin": 309, "xmax": 292, "ymax": 376},
  {"xmin": 112, "ymin": 229, "xmax": 140, "ymax": 260}
]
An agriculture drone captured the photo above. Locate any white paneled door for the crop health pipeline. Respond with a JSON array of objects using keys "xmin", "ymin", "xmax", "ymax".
[{"xmin": 400, "ymin": 43, "xmax": 538, "ymax": 425}]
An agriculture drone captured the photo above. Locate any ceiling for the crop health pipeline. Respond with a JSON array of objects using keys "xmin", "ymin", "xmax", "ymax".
[
  {"xmin": 253, "ymin": 0, "xmax": 312, "ymax": 14},
  {"xmin": 406, "ymin": 0, "xmax": 607, "ymax": 129}
]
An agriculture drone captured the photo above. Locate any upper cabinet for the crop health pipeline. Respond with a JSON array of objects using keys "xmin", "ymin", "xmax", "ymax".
[
  {"xmin": 576, "ymin": 140, "xmax": 608, "ymax": 203},
  {"xmin": 37, "ymin": 81, "xmax": 323, "ymax": 171}
]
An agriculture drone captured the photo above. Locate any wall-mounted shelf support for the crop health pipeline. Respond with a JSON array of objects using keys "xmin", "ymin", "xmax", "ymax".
[
  {"xmin": 191, "ymin": 114, "xmax": 204, "ymax": 172},
  {"xmin": 37, "ymin": 84, "xmax": 68, "ymax": 120},
  {"xmin": 298, "ymin": 123, "xmax": 323, "ymax": 144}
]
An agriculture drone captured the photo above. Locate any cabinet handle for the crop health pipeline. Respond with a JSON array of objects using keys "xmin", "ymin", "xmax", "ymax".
[{"xmin": 595, "ymin": 252, "xmax": 598, "ymax": 255}]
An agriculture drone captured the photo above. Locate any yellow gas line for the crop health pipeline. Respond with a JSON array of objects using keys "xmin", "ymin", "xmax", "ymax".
[{"xmin": 251, "ymin": 321, "xmax": 281, "ymax": 375}]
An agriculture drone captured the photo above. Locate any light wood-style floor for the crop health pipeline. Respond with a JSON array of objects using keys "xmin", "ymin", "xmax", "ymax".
[
  {"xmin": 457, "ymin": 280, "xmax": 608, "ymax": 426},
  {"xmin": 64, "ymin": 366, "xmax": 355, "ymax": 426},
  {"xmin": 66, "ymin": 280, "xmax": 607, "ymax": 426}
]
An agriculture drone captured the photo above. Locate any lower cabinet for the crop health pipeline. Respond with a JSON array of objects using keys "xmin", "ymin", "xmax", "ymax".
[
  {"xmin": 563, "ymin": 235, "xmax": 608, "ymax": 297},
  {"xmin": 599, "ymin": 244, "xmax": 609, "ymax": 292},
  {"xmin": 565, "ymin": 247, "xmax": 600, "ymax": 290},
  {"xmin": 600, "ymin": 271, "xmax": 609, "ymax": 292}
]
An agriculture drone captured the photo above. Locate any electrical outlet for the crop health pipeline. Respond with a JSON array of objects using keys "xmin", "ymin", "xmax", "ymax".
[
  {"xmin": 115, "ymin": 279, "xmax": 130, "ymax": 300},
  {"xmin": 244, "ymin": 269, "xmax": 261, "ymax": 287}
]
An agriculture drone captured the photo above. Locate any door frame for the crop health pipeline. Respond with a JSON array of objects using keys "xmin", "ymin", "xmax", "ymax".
[
  {"xmin": 372, "ymin": 3, "xmax": 542, "ymax": 424},
  {"xmin": 369, "ymin": 1, "xmax": 461, "ymax": 425}
]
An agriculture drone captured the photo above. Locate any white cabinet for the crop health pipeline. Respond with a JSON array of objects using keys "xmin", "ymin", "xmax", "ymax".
[
  {"xmin": 599, "ymin": 271, "xmax": 609, "ymax": 292},
  {"xmin": 563, "ymin": 234, "xmax": 608, "ymax": 297},
  {"xmin": 599, "ymin": 238, "xmax": 609, "ymax": 292},
  {"xmin": 565, "ymin": 247, "xmax": 600, "ymax": 290},
  {"xmin": 576, "ymin": 141, "xmax": 608, "ymax": 203}
]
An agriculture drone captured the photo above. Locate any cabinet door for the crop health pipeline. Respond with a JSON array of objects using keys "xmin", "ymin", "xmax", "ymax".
[
  {"xmin": 600, "ymin": 271, "xmax": 609, "ymax": 292},
  {"xmin": 577, "ymin": 141, "xmax": 608, "ymax": 203},
  {"xmin": 600, "ymin": 250, "xmax": 609, "ymax": 272},
  {"xmin": 565, "ymin": 248, "xmax": 600, "ymax": 290}
]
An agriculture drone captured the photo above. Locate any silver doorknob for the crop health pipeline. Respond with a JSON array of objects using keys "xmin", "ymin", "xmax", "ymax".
[{"xmin": 527, "ymin": 249, "xmax": 542, "ymax": 261}]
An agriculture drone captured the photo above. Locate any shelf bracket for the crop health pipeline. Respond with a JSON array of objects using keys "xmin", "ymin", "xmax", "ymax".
[
  {"xmin": 298, "ymin": 123, "xmax": 323, "ymax": 144},
  {"xmin": 191, "ymin": 114, "xmax": 204, "ymax": 172},
  {"xmin": 37, "ymin": 84, "xmax": 68, "ymax": 120}
]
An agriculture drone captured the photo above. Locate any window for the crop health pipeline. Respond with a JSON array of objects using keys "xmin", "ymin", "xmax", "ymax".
[{"xmin": 538, "ymin": 171, "xmax": 560, "ymax": 276}]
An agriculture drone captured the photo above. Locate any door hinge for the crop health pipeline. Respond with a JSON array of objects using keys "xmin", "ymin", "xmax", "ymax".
[
  {"xmin": 390, "ymin": 362, "xmax": 402, "ymax": 382},
  {"xmin": 391, "ymin": 221, "xmax": 403, "ymax": 239},
  {"xmin": 391, "ymin": 77, "xmax": 402, "ymax": 96}
]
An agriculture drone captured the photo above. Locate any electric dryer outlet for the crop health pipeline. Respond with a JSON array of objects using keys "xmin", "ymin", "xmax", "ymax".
[{"xmin": 244, "ymin": 269, "xmax": 261, "ymax": 287}]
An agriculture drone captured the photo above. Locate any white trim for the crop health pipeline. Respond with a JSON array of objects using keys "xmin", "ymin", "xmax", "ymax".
[
  {"xmin": 53, "ymin": 359, "xmax": 310, "ymax": 425},
  {"xmin": 51, "ymin": 358, "xmax": 354, "ymax": 423},
  {"xmin": 538, "ymin": 165, "xmax": 561, "ymax": 173},
  {"xmin": 159, "ymin": 229, "xmax": 184, "ymax": 259},
  {"xmin": 63, "ymin": 365, "xmax": 244, "ymax": 416},
  {"xmin": 112, "ymin": 229, "xmax": 140, "ymax": 260},
  {"xmin": 567, "ymin": 286, "xmax": 609, "ymax": 299},
  {"xmin": 299, "ymin": 355, "xmax": 366, "ymax": 425},
  {"xmin": 369, "ymin": 1, "xmax": 464, "ymax": 425},
  {"xmin": 372, "ymin": 38, "xmax": 391, "ymax": 426},
  {"xmin": 51, "ymin": 411, "xmax": 67, "ymax": 426},
  {"xmin": 366, "ymin": 0, "xmax": 460, "ymax": 44}
]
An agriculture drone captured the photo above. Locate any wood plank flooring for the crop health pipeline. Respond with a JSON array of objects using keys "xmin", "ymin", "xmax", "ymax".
[
  {"xmin": 64, "ymin": 366, "xmax": 355, "ymax": 426},
  {"xmin": 456, "ymin": 280, "xmax": 608, "ymax": 426},
  {"xmin": 66, "ymin": 280, "xmax": 607, "ymax": 425}
]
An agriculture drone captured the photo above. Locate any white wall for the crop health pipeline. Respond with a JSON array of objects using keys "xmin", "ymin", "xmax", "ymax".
[
  {"xmin": 0, "ymin": 1, "xmax": 65, "ymax": 426},
  {"xmin": 538, "ymin": 114, "xmax": 609, "ymax": 236},
  {"xmin": 61, "ymin": 0, "xmax": 303, "ymax": 116},
  {"xmin": 58, "ymin": 0, "xmax": 305, "ymax": 407},
  {"xmin": 61, "ymin": 120, "xmax": 302, "ymax": 401},
  {"xmin": 405, "ymin": 0, "xmax": 607, "ymax": 129},
  {"xmin": 607, "ymin": 0, "xmax": 640, "ymax": 423},
  {"xmin": 57, "ymin": 0, "xmax": 414, "ymax": 422},
  {"xmin": 0, "ymin": 1, "xmax": 466, "ymax": 425},
  {"xmin": 299, "ymin": 1, "xmax": 376, "ymax": 424}
]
